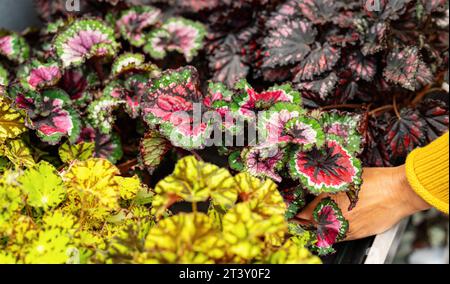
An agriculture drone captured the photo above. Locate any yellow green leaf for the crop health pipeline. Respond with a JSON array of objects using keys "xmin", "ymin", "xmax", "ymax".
[
  {"xmin": 234, "ymin": 173, "xmax": 286, "ymax": 217},
  {"xmin": 63, "ymin": 159, "xmax": 122, "ymax": 222},
  {"xmin": 24, "ymin": 228, "xmax": 71, "ymax": 264},
  {"xmin": 59, "ymin": 141, "xmax": 95, "ymax": 163},
  {"xmin": 18, "ymin": 161, "xmax": 65, "ymax": 209},
  {"xmin": 145, "ymin": 213, "xmax": 225, "ymax": 264},
  {"xmin": 0, "ymin": 97, "xmax": 26, "ymax": 141},
  {"xmin": 0, "ymin": 170, "xmax": 23, "ymax": 229},
  {"xmin": 222, "ymin": 202, "xmax": 286, "ymax": 260},
  {"xmin": 2, "ymin": 139, "xmax": 35, "ymax": 168},
  {"xmin": 114, "ymin": 175, "xmax": 141, "ymax": 200},
  {"xmin": 264, "ymin": 240, "xmax": 322, "ymax": 264},
  {"xmin": 153, "ymin": 156, "xmax": 238, "ymax": 217}
]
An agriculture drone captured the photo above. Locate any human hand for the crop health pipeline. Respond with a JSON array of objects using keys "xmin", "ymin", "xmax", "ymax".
[{"xmin": 296, "ymin": 165, "xmax": 431, "ymax": 241}]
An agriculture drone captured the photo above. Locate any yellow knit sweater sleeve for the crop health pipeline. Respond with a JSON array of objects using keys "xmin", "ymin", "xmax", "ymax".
[{"xmin": 406, "ymin": 132, "xmax": 449, "ymax": 214}]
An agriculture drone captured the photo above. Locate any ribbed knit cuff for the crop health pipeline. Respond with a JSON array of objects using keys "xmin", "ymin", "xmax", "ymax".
[{"xmin": 405, "ymin": 132, "xmax": 449, "ymax": 214}]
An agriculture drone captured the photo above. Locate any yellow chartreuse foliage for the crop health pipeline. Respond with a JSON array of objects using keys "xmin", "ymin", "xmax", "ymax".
[
  {"xmin": 152, "ymin": 156, "xmax": 238, "ymax": 217},
  {"xmin": 0, "ymin": 97, "xmax": 33, "ymax": 170},
  {"xmin": 0, "ymin": 155, "xmax": 321, "ymax": 264},
  {"xmin": 0, "ymin": 97, "xmax": 27, "ymax": 142},
  {"xmin": 63, "ymin": 159, "xmax": 141, "ymax": 227}
]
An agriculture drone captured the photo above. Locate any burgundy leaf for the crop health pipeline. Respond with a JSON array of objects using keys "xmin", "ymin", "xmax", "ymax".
[
  {"xmin": 262, "ymin": 20, "xmax": 317, "ymax": 68},
  {"xmin": 383, "ymin": 46, "xmax": 433, "ymax": 91},
  {"xmin": 209, "ymin": 34, "xmax": 250, "ymax": 88},
  {"xmin": 293, "ymin": 43, "xmax": 341, "ymax": 81},
  {"xmin": 385, "ymin": 108, "xmax": 425, "ymax": 161},
  {"xmin": 296, "ymin": 72, "xmax": 338, "ymax": 100},
  {"xmin": 347, "ymin": 52, "xmax": 377, "ymax": 81},
  {"xmin": 417, "ymin": 99, "xmax": 449, "ymax": 143},
  {"xmin": 298, "ymin": 0, "xmax": 338, "ymax": 24}
]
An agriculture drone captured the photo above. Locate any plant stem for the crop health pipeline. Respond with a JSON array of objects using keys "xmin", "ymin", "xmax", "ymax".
[
  {"xmin": 393, "ymin": 95, "xmax": 401, "ymax": 119},
  {"xmin": 117, "ymin": 158, "xmax": 138, "ymax": 173},
  {"xmin": 190, "ymin": 150, "xmax": 203, "ymax": 161},
  {"xmin": 320, "ymin": 104, "xmax": 364, "ymax": 111},
  {"xmin": 369, "ymin": 105, "xmax": 394, "ymax": 116},
  {"xmin": 411, "ymin": 86, "xmax": 444, "ymax": 106},
  {"xmin": 93, "ymin": 58, "xmax": 105, "ymax": 83},
  {"xmin": 192, "ymin": 202, "xmax": 198, "ymax": 214}
]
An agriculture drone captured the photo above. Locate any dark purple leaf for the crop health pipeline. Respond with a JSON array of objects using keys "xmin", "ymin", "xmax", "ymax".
[
  {"xmin": 293, "ymin": 43, "xmax": 341, "ymax": 81},
  {"xmin": 385, "ymin": 108, "xmax": 425, "ymax": 160},
  {"xmin": 262, "ymin": 20, "xmax": 317, "ymax": 68}
]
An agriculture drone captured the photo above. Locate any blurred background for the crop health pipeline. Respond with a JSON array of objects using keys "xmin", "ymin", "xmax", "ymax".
[{"xmin": 1, "ymin": 0, "xmax": 448, "ymax": 264}]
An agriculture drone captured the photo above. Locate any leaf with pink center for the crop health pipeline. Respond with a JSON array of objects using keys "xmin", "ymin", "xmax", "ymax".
[
  {"xmin": 18, "ymin": 61, "xmax": 62, "ymax": 91},
  {"xmin": 116, "ymin": 6, "xmax": 161, "ymax": 47},
  {"xmin": 284, "ymin": 116, "xmax": 324, "ymax": 150},
  {"xmin": 144, "ymin": 18, "xmax": 206, "ymax": 62},
  {"xmin": 24, "ymin": 89, "xmax": 81, "ymax": 145},
  {"xmin": 204, "ymin": 82, "xmax": 233, "ymax": 113},
  {"xmin": 320, "ymin": 111, "xmax": 363, "ymax": 154},
  {"xmin": 142, "ymin": 66, "xmax": 209, "ymax": 150},
  {"xmin": 289, "ymin": 139, "xmax": 362, "ymax": 195},
  {"xmin": 258, "ymin": 103, "xmax": 305, "ymax": 147},
  {"xmin": 58, "ymin": 67, "xmax": 98, "ymax": 108},
  {"xmin": 312, "ymin": 198, "xmax": 348, "ymax": 255},
  {"xmin": 54, "ymin": 19, "xmax": 120, "ymax": 68},
  {"xmin": 242, "ymin": 146, "xmax": 285, "ymax": 183},
  {"xmin": 232, "ymin": 81, "xmax": 301, "ymax": 120},
  {"xmin": 0, "ymin": 33, "xmax": 30, "ymax": 63}
]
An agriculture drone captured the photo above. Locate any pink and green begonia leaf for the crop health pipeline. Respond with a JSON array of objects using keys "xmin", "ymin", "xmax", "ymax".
[
  {"xmin": 280, "ymin": 186, "xmax": 306, "ymax": 219},
  {"xmin": 258, "ymin": 102, "xmax": 305, "ymax": 147},
  {"xmin": 320, "ymin": 111, "xmax": 363, "ymax": 154},
  {"xmin": 228, "ymin": 150, "xmax": 245, "ymax": 172},
  {"xmin": 312, "ymin": 197, "xmax": 349, "ymax": 255},
  {"xmin": 0, "ymin": 33, "xmax": 30, "ymax": 63},
  {"xmin": 232, "ymin": 81, "xmax": 301, "ymax": 120},
  {"xmin": 283, "ymin": 116, "xmax": 325, "ymax": 150},
  {"xmin": 59, "ymin": 67, "xmax": 98, "ymax": 109},
  {"xmin": 204, "ymin": 81, "xmax": 233, "ymax": 113},
  {"xmin": 87, "ymin": 95, "xmax": 122, "ymax": 135},
  {"xmin": 0, "ymin": 64, "xmax": 8, "ymax": 86},
  {"xmin": 18, "ymin": 60, "xmax": 62, "ymax": 91},
  {"xmin": 116, "ymin": 6, "xmax": 161, "ymax": 47},
  {"xmin": 110, "ymin": 53, "xmax": 159, "ymax": 78},
  {"xmin": 103, "ymin": 74, "xmax": 149, "ymax": 119},
  {"xmin": 111, "ymin": 53, "xmax": 145, "ymax": 77},
  {"xmin": 142, "ymin": 66, "xmax": 209, "ymax": 150},
  {"xmin": 23, "ymin": 89, "xmax": 81, "ymax": 145},
  {"xmin": 144, "ymin": 17, "xmax": 206, "ymax": 62},
  {"xmin": 289, "ymin": 139, "xmax": 362, "ymax": 195},
  {"xmin": 242, "ymin": 146, "xmax": 285, "ymax": 183},
  {"xmin": 54, "ymin": 19, "xmax": 120, "ymax": 68}
]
